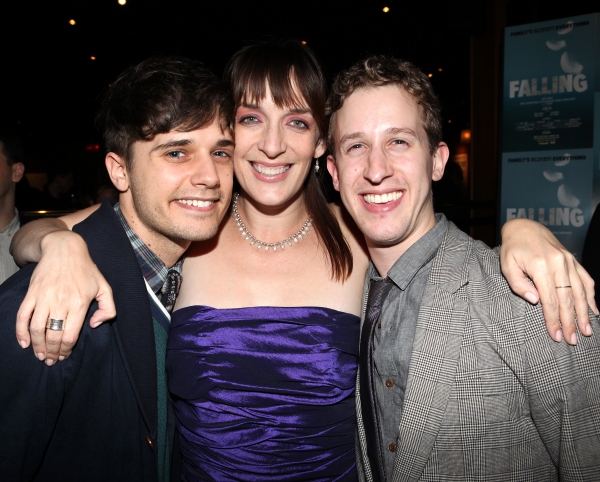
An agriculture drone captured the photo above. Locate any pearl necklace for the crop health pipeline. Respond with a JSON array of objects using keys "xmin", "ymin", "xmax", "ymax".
[{"xmin": 232, "ymin": 193, "xmax": 312, "ymax": 252}]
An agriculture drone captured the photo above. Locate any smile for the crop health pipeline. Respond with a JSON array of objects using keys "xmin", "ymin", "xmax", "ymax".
[
  {"xmin": 251, "ymin": 163, "xmax": 290, "ymax": 176},
  {"xmin": 363, "ymin": 191, "xmax": 403, "ymax": 204},
  {"xmin": 177, "ymin": 199, "xmax": 214, "ymax": 207}
]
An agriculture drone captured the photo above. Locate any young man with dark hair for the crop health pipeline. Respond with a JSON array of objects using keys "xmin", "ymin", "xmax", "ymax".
[
  {"xmin": 327, "ymin": 55, "xmax": 600, "ymax": 481},
  {"xmin": 0, "ymin": 132, "xmax": 25, "ymax": 283},
  {"xmin": 0, "ymin": 56, "xmax": 234, "ymax": 481}
]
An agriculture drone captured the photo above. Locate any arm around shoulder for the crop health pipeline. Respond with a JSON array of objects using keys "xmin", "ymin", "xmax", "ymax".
[
  {"xmin": 12, "ymin": 203, "xmax": 115, "ymax": 365},
  {"xmin": 500, "ymin": 217, "xmax": 597, "ymax": 345},
  {"xmin": 10, "ymin": 204, "xmax": 101, "ymax": 266}
]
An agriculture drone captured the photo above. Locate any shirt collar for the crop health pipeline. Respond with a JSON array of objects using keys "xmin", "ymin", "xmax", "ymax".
[
  {"xmin": 1, "ymin": 209, "xmax": 20, "ymax": 236},
  {"xmin": 368, "ymin": 213, "xmax": 448, "ymax": 289},
  {"xmin": 113, "ymin": 202, "xmax": 183, "ymax": 294}
]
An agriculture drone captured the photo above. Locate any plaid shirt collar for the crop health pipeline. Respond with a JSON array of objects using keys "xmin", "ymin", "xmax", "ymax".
[{"xmin": 113, "ymin": 202, "xmax": 183, "ymax": 295}]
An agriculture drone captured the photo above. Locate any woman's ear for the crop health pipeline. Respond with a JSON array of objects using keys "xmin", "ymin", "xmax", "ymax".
[{"xmin": 313, "ymin": 137, "xmax": 326, "ymax": 159}]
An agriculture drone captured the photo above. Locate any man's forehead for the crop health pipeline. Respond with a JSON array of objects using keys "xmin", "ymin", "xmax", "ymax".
[
  {"xmin": 335, "ymin": 85, "xmax": 420, "ymax": 132},
  {"xmin": 343, "ymin": 85, "xmax": 415, "ymax": 111}
]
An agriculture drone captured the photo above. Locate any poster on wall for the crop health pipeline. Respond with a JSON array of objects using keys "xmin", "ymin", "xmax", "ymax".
[{"xmin": 500, "ymin": 13, "xmax": 600, "ymax": 260}]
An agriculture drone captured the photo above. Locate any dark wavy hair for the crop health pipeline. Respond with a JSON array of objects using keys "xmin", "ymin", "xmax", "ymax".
[
  {"xmin": 327, "ymin": 55, "xmax": 443, "ymax": 155},
  {"xmin": 98, "ymin": 56, "xmax": 233, "ymax": 166},
  {"xmin": 225, "ymin": 39, "xmax": 353, "ymax": 281}
]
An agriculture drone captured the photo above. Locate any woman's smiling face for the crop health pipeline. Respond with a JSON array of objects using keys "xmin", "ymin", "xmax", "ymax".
[{"xmin": 233, "ymin": 84, "xmax": 326, "ymax": 210}]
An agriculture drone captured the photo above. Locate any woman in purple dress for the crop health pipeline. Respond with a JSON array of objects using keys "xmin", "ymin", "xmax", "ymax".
[{"xmin": 166, "ymin": 40, "xmax": 368, "ymax": 480}]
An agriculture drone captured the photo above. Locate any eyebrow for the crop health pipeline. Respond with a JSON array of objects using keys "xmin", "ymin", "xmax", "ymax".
[
  {"xmin": 215, "ymin": 139, "xmax": 235, "ymax": 148},
  {"xmin": 150, "ymin": 139, "xmax": 192, "ymax": 154},
  {"xmin": 386, "ymin": 127, "xmax": 418, "ymax": 138},
  {"xmin": 239, "ymin": 103, "xmax": 312, "ymax": 116},
  {"xmin": 338, "ymin": 127, "xmax": 419, "ymax": 146},
  {"xmin": 338, "ymin": 132, "xmax": 366, "ymax": 146},
  {"xmin": 150, "ymin": 137, "xmax": 234, "ymax": 154}
]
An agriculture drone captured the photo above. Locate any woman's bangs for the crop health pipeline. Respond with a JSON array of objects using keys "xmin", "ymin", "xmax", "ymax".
[{"xmin": 237, "ymin": 63, "xmax": 307, "ymax": 111}]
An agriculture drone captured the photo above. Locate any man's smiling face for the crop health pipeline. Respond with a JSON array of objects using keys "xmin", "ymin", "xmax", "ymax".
[
  {"xmin": 328, "ymin": 85, "xmax": 448, "ymax": 257},
  {"xmin": 116, "ymin": 119, "xmax": 234, "ymax": 256}
]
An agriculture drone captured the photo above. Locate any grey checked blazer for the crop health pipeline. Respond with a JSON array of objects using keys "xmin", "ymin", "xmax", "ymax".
[{"xmin": 356, "ymin": 222, "xmax": 600, "ymax": 481}]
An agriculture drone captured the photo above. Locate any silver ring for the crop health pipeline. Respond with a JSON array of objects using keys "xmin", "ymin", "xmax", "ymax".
[
  {"xmin": 555, "ymin": 286, "xmax": 572, "ymax": 289},
  {"xmin": 46, "ymin": 318, "xmax": 65, "ymax": 331}
]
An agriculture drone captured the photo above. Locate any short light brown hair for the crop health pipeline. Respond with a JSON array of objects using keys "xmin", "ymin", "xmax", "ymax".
[{"xmin": 327, "ymin": 55, "xmax": 443, "ymax": 155}]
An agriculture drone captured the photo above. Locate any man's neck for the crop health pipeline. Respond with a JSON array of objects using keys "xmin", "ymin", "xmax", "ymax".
[
  {"xmin": 367, "ymin": 215, "xmax": 438, "ymax": 277},
  {"xmin": 119, "ymin": 200, "xmax": 189, "ymax": 268},
  {"xmin": 0, "ymin": 192, "xmax": 16, "ymax": 231}
]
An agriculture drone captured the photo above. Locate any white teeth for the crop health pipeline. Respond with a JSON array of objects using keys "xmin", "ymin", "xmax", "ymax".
[
  {"xmin": 179, "ymin": 199, "xmax": 213, "ymax": 207},
  {"xmin": 252, "ymin": 163, "xmax": 290, "ymax": 176},
  {"xmin": 363, "ymin": 191, "xmax": 403, "ymax": 204}
]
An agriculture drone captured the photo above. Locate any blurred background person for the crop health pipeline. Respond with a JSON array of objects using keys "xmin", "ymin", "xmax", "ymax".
[
  {"xmin": 0, "ymin": 131, "xmax": 25, "ymax": 283},
  {"xmin": 40, "ymin": 160, "xmax": 75, "ymax": 211}
]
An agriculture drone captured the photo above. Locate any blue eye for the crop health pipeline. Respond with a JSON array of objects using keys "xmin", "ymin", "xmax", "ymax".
[
  {"xmin": 289, "ymin": 119, "xmax": 309, "ymax": 129},
  {"xmin": 213, "ymin": 150, "xmax": 230, "ymax": 158},
  {"xmin": 239, "ymin": 115, "xmax": 259, "ymax": 125},
  {"xmin": 167, "ymin": 150, "xmax": 185, "ymax": 158}
]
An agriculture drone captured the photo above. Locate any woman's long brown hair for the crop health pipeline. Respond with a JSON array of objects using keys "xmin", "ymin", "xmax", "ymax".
[{"xmin": 225, "ymin": 38, "xmax": 353, "ymax": 281}]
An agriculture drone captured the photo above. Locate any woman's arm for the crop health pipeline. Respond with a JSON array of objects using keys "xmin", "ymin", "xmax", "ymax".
[
  {"xmin": 11, "ymin": 205, "xmax": 116, "ymax": 365},
  {"xmin": 500, "ymin": 218, "xmax": 597, "ymax": 345}
]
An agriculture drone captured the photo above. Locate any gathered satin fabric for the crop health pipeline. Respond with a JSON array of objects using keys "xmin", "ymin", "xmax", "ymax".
[{"xmin": 167, "ymin": 305, "xmax": 360, "ymax": 481}]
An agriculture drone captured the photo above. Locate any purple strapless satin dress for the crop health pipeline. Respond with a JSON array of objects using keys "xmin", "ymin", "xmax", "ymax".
[{"xmin": 167, "ymin": 305, "xmax": 359, "ymax": 481}]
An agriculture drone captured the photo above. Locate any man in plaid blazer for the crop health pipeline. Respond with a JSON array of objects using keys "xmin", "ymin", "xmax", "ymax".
[{"xmin": 326, "ymin": 55, "xmax": 600, "ymax": 481}]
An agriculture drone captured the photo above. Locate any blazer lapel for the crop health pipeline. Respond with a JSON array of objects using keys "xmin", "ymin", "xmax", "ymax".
[
  {"xmin": 73, "ymin": 200, "xmax": 158, "ymax": 435},
  {"xmin": 391, "ymin": 223, "xmax": 471, "ymax": 481}
]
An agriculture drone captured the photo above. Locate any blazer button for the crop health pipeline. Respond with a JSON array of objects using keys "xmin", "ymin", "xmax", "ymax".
[
  {"xmin": 146, "ymin": 436, "xmax": 154, "ymax": 450},
  {"xmin": 388, "ymin": 442, "xmax": 397, "ymax": 452},
  {"xmin": 385, "ymin": 379, "xmax": 394, "ymax": 388}
]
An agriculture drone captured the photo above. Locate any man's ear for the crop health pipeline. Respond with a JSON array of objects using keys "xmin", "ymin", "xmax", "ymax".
[
  {"xmin": 105, "ymin": 153, "xmax": 130, "ymax": 192},
  {"xmin": 431, "ymin": 142, "xmax": 450, "ymax": 182},
  {"xmin": 11, "ymin": 162, "xmax": 24, "ymax": 183},
  {"xmin": 313, "ymin": 137, "xmax": 326, "ymax": 159},
  {"xmin": 326, "ymin": 154, "xmax": 340, "ymax": 192}
]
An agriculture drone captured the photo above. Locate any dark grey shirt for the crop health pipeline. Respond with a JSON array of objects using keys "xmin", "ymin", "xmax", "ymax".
[{"xmin": 367, "ymin": 214, "xmax": 448, "ymax": 477}]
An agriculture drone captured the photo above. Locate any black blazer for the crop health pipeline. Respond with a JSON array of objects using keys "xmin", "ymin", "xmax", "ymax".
[{"xmin": 0, "ymin": 200, "xmax": 164, "ymax": 481}]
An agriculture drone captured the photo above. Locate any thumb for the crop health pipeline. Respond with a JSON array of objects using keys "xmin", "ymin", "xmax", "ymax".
[
  {"xmin": 89, "ymin": 284, "xmax": 116, "ymax": 328},
  {"xmin": 502, "ymin": 263, "xmax": 540, "ymax": 305}
]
